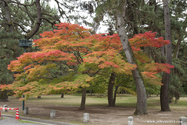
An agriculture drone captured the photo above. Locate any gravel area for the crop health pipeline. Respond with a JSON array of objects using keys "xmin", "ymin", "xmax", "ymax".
[{"xmin": 0, "ymin": 118, "xmax": 38, "ymax": 125}]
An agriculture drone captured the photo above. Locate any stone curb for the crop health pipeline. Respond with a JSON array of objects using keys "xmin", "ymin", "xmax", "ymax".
[{"xmin": 1, "ymin": 114, "xmax": 76, "ymax": 125}]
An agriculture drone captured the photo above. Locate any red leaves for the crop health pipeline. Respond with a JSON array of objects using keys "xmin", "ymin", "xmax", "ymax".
[
  {"xmin": 129, "ymin": 31, "xmax": 170, "ymax": 51},
  {"xmin": 30, "ymin": 50, "xmax": 75, "ymax": 63},
  {"xmin": 144, "ymin": 63, "xmax": 174, "ymax": 74},
  {"xmin": 39, "ymin": 31, "xmax": 54, "ymax": 38},
  {"xmin": 53, "ymin": 23, "xmax": 91, "ymax": 41},
  {"xmin": 24, "ymin": 64, "xmax": 34, "ymax": 70}
]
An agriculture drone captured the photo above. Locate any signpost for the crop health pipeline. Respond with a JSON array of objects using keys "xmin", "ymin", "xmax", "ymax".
[{"xmin": 19, "ymin": 39, "xmax": 32, "ymax": 110}]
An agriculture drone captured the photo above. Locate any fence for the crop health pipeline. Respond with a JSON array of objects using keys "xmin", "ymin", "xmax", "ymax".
[{"xmin": 0, "ymin": 107, "xmax": 20, "ymax": 120}]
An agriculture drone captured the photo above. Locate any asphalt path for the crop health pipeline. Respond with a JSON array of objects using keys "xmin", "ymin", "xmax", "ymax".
[{"xmin": 1, "ymin": 114, "xmax": 76, "ymax": 125}]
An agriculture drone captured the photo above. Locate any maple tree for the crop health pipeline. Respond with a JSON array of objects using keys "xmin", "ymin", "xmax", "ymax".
[{"xmin": 0, "ymin": 23, "xmax": 174, "ymax": 110}]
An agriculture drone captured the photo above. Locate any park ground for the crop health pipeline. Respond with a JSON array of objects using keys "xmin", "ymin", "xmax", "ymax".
[{"xmin": 0, "ymin": 94, "xmax": 186, "ymax": 125}]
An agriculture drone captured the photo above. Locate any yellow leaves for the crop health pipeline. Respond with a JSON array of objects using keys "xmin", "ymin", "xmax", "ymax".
[
  {"xmin": 142, "ymin": 72, "xmax": 162, "ymax": 85},
  {"xmin": 34, "ymin": 36, "xmax": 61, "ymax": 50},
  {"xmin": 83, "ymin": 49, "xmax": 136, "ymax": 75},
  {"xmin": 133, "ymin": 51, "xmax": 151, "ymax": 63},
  {"xmin": 26, "ymin": 64, "xmax": 55, "ymax": 81},
  {"xmin": 85, "ymin": 77, "xmax": 93, "ymax": 82},
  {"xmin": 8, "ymin": 53, "xmax": 33, "ymax": 72},
  {"xmin": 12, "ymin": 81, "xmax": 53, "ymax": 99},
  {"xmin": 119, "ymin": 87, "xmax": 136, "ymax": 96}
]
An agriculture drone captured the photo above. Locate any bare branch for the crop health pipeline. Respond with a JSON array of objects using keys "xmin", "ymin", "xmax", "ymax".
[
  {"xmin": 42, "ymin": 12, "xmax": 61, "ymax": 23},
  {"xmin": 90, "ymin": 69, "xmax": 101, "ymax": 77},
  {"xmin": 13, "ymin": 22, "xmax": 28, "ymax": 33},
  {"xmin": 54, "ymin": 0, "xmax": 70, "ymax": 22},
  {"xmin": 41, "ymin": 17, "xmax": 57, "ymax": 27}
]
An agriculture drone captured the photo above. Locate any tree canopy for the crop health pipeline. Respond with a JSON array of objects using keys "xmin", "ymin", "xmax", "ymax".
[{"xmin": 0, "ymin": 23, "xmax": 174, "ymax": 103}]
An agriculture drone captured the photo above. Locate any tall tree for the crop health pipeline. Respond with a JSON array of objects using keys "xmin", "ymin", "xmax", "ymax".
[
  {"xmin": 160, "ymin": 0, "xmax": 172, "ymax": 111},
  {"xmin": 0, "ymin": 32, "xmax": 23, "ymax": 101},
  {"xmin": 116, "ymin": 0, "xmax": 147, "ymax": 115}
]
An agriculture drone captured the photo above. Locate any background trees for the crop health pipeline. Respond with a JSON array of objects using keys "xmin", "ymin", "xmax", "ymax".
[{"xmin": 83, "ymin": 0, "xmax": 187, "ymax": 113}]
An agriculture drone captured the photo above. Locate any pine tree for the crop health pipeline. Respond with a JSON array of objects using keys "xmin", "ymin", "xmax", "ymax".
[{"xmin": 0, "ymin": 31, "xmax": 23, "ymax": 101}]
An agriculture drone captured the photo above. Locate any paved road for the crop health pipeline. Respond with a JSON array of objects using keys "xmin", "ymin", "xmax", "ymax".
[
  {"xmin": 0, "ymin": 118, "xmax": 38, "ymax": 125},
  {"xmin": 1, "ymin": 114, "xmax": 76, "ymax": 125}
]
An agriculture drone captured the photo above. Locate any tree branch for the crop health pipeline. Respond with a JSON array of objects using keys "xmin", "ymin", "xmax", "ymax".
[
  {"xmin": 54, "ymin": 0, "xmax": 70, "ymax": 22},
  {"xmin": 90, "ymin": 69, "xmax": 101, "ymax": 77},
  {"xmin": 13, "ymin": 22, "xmax": 28, "ymax": 33},
  {"xmin": 25, "ymin": 0, "xmax": 41, "ymax": 39}
]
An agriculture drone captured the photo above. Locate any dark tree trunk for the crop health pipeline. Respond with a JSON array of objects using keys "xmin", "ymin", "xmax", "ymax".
[
  {"xmin": 160, "ymin": 0, "xmax": 172, "ymax": 112},
  {"xmin": 0, "ymin": 90, "xmax": 8, "ymax": 102},
  {"xmin": 79, "ymin": 88, "xmax": 86, "ymax": 110},
  {"xmin": 160, "ymin": 73, "xmax": 171, "ymax": 111},
  {"xmin": 113, "ymin": 86, "xmax": 119, "ymax": 105},
  {"xmin": 37, "ymin": 95, "xmax": 41, "ymax": 98},
  {"xmin": 61, "ymin": 93, "xmax": 64, "ymax": 98},
  {"xmin": 108, "ymin": 72, "xmax": 116, "ymax": 107},
  {"xmin": 89, "ymin": 89, "xmax": 92, "ymax": 96}
]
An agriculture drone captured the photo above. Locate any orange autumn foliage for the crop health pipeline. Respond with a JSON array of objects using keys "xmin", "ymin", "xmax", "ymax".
[{"xmin": 2, "ymin": 23, "xmax": 174, "ymax": 98}]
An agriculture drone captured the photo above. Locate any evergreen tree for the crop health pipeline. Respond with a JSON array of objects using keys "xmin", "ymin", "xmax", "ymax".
[{"xmin": 0, "ymin": 31, "xmax": 23, "ymax": 101}]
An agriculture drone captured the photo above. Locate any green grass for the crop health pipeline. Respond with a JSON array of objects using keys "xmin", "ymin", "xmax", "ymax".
[
  {"xmin": 4, "ymin": 94, "xmax": 187, "ymax": 110},
  {"xmin": 18, "ymin": 119, "xmax": 36, "ymax": 124}
]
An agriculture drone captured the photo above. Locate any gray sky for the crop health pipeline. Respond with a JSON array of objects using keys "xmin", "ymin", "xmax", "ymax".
[{"xmin": 49, "ymin": 0, "xmax": 108, "ymax": 33}]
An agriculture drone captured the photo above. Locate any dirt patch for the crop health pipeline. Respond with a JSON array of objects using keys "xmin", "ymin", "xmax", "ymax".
[{"xmin": 0, "ymin": 96, "xmax": 186, "ymax": 125}]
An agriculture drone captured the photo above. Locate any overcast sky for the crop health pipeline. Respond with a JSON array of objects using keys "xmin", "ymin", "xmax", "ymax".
[{"xmin": 49, "ymin": 0, "xmax": 108, "ymax": 33}]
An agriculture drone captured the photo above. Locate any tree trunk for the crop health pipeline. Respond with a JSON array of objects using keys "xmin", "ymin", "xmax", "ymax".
[
  {"xmin": 0, "ymin": 90, "xmax": 8, "ymax": 102},
  {"xmin": 132, "ymin": 70, "xmax": 147, "ymax": 115},
  {"xmin": 160, "ymin": 46, "xmax": 165, "ymax": 57},
  {"xmin": 113, "ymin": 86, "xmax": 119, "ymax": 105},
  {"xmin": 160, "ymin": 0, "xmax": 172, "ymax": 112},
  {"xmin": 25, "ymin": 0, "xmax": 42, "ymax": 39},
  {"xmin": 89, "ymin": 89, "xmax": 92, "ymax": 96},
  {"xmin": 61, "ymin": 93, "xmax": 64, "ymax": 98},
  {"xmin": 174, "ymin": 37, "xmax": 181, "ymax": 58},
  {"xmin": 3, "ymin": 0, "xmax": 14, "ymax": 32},
  {"xmin": 108, "ymin": 72, "xmax": 116, "ymax": 107},
  {"xmin": 79, "ymin": 88, "xmax": 86, "ymax": 110},
  {"xmin": 37, "ymin": 95, "xmax": 41, "ymax": 98},
  {"xmin": 117, "ymin": 1, "xmax": 147, "ymax": 115},
  {"xmin": 160, "ymin": 73, "xmax": 171, "ymax": 111}
]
